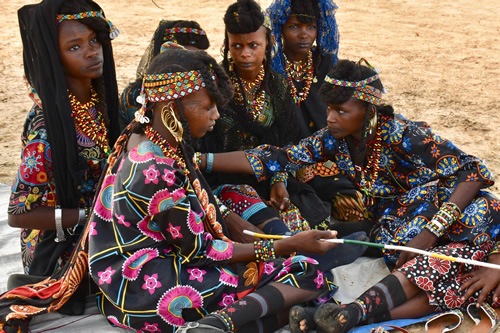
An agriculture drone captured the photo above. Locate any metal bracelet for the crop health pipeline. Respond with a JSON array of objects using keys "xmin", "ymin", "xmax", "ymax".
[{"xmin": 54, "ymin": 206, "xmax": 66, "ymax": 242}]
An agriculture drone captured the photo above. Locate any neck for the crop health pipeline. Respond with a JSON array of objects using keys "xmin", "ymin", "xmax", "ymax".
[
  {"xmin": 284, "ymin": 48, "xmax": 309, "ymax": 63},
  {"xmin": 236, "ymin": 65, "xmax": 263, "ymax": 82},
  {"xmin": 66, "ymin": 78, "xmax": 93, "ymax": 103}
]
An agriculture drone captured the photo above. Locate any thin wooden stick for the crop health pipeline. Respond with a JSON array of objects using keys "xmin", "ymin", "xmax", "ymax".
[{"xmin": 243, "ymin": 230, "xmax": 500, "ymax": 270}]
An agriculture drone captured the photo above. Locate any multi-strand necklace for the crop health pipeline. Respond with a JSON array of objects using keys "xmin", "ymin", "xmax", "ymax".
[
  {"xmin": 144, "ymin": 126, "xmax": 188, "ymax": 176},
  {"xmin": 284, "ymin": 50, "xmax": 314, "ymax": 105},
  {"xmin": 231, "ymin": 65, "xmax": 267, "ymax": 122},
  {"xmin": 68, "ymin": 86, "xmax": 110, "ymax": 157},
  {"xmin": 354, "ymin": 120, "xmax": 383, "ymax": 207}
]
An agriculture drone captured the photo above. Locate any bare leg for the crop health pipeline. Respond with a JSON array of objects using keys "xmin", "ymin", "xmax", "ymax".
[{"xmin": 390, "ymin": 289, "xmax": 436, "ymax": 319}]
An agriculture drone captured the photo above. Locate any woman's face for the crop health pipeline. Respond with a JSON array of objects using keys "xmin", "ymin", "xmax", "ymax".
[
  {"xmin": 326, "ymin": 98, "xmax": 367, "ymax": 141},
  {"xmin": 282, "ymin": 15, "xmax": 317, "ymax": 61},
  {"xmin": 180, "ymin": 88, "xmax": 219, "ymax": 139},
  {"xmin": 227, "ymin": 25, "xmax": 268, "ymax": 79},
  {"xmin": 58, "ymin": 20, "xmax": 104, "ymax": 82}
]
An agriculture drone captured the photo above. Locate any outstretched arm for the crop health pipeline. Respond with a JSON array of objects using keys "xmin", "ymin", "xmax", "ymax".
[{"xmin": 198, "ymin": 151, "xmax": 254, "ymax": 174}]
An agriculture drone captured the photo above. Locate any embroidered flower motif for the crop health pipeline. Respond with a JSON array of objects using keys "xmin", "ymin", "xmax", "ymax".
[
  {"xmin": 218, "ymin": 293, "xmax": 236, "ymax": 307},
  {"xmin": 466, "ymin": 173, "xmax": 479, "ymax": 182},
  {"xmin": 243, "ymin": 262, "xmax": 259, "ymax": 287},
  {"xmin": 137, "ymin": 216, "xmax": 164, "ymax": 241},
  {"xmin": 491, "ymin": 199, "xmax": 500, "ymax": 212},
  {"xmin": 265, "ymin": 160, "xmax": 281, "ymax": 173},
  {"xmin": 142, "ymin": 273, "xmax": 163, "ymax": 295},
  {"xmin": 93, "ymin": 174, "xmax": 116, "ymax": 222},
  {"xmin": 149, "ymin": 188, "xmax": 186, "ymax": 215},
  {"xmin": 314, "ymin": 271, "xmax": 325, "ymax": 289},
  {"xmin": 162, "ymin": 168, "xmax": 176, "ymax": 186},
  {"xmin": 219, "ymin": 267, "xmax": 238, "ymax": 287},
  {"xmin": 157, "ymin": 285, "xmax": 203, "ymax": 326},
  {"xmin": 123, "ymin": 248, "xmax": 160, "ymax": 281},
  {"xmin": 143, "ymin": 165, "xmax": 160, "ymax": 184},
  {"xmin": 141, "ymin": 322, "xmax": 161, "ymax": 332},
  {"xmin": 415, "ymin": 276, "xmax": 434, "ymax": 291},
  {"xmin": 167, "ymin": 223, "xmax": 183, "ymax": 239},
  {"xmin": 187, "ymin": 208, "xmax": 204, "ymax": 235},
  {"xmin": 114, "ymin": 213, "xmax": 131, "ymax": 227},
  {"xmin": 187, "ymin": 268, "xmax": 206, "ymax": 283},
  {"xmin": 263, "ymin": 262, "xmax": 275, "ymax": 275},
  {"xmin": 97, "ymin": 266, "xmax": 115, "ymax": 285},
  {"xmin": 429, "ymin": 257, "xmax": 451, "ymax": 275},
  {"xmin": 443, "ymin": 288, "xmax": 463, "ymax": 309},
  {"xmin": 106, "ymin": 316, "xmax": 132, "ymax": 329},
  {"xmin": 430, "ymin": 144, "xmax": 440, "ymax": 158},
  {"xmin": 89, "ymin": 222, "xmax": 97, "ymax": 236},
  {"xmin": 206, "ymin": 240, "xmax": 233, "ymax": 261}
]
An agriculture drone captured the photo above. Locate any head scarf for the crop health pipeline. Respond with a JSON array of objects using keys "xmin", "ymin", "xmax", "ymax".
[
  {"xmin": 266, "ymin": 0, "xmax": 340, "ymax": 75},
  {"xmin": 18, "ymin": 0, "xmax": 120, "ymax": 209}
]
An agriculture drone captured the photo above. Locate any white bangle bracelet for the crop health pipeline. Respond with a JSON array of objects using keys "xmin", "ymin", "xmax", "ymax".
[{"xmin": 54, "ymin": 206, "xmax": 66, "ymax": 242}]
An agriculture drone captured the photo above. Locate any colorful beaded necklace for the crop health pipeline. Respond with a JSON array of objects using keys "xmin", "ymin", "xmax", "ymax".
[
  {"xmin": 353, "ymin": 119, "xmax": 382, "ymax": 206},
  {"xmin": 144, "ymin": 126, "xmax": 188, "ymax": 175},
  {"xmin": 284, "ymin": 50, "xmax": 314, "ymax": 105},
  {"xmin": 68, "ymin": 86, "xmax": 110, "ymax": 156},
  {"xmin": 230, "ymin": 64, "xmax": 267, "ymax": 122}
]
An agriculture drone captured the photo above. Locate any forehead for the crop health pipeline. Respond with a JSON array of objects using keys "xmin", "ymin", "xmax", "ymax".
[
  {"xmin": 285, "ymin": 14, "xmax": 316, "ymax": 25},
  {"xmin": 58, "ymin": 20, "xmax": 94, "ymax": 41},
  {"xmin": 227, "ymin": 26, "xmax": 267, "ymax": 44},
  {"xmin": 182, "ymin": 87, "xmax": 212, "ymax": 105}
]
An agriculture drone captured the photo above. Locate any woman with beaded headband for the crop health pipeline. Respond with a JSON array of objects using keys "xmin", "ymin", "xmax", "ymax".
[
  {"xmin": 87, "ymin": 49, "xmax": 339, "ymax": 333},
  {"xmin": 266, "ymin": 0, "xmax": 363, "ymax": 229},
  {"xmin": 200, "ymin": 0, "xmax": 334, "ymax": 240},
  {"xmin": 198, "ymin": 58, "xmax": 500, "ymax": 331},
  {"xmin": 120, "ymin": 19, "xmax": 210, "ymax": 128},
  {"xmin": 7, "ymin": 0, "xmax": 120, "ymax": 277}
]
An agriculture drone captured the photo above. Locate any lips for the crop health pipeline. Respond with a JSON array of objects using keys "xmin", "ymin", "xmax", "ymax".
[{"xmin": 87, "ymin": 60, "xmax": 103, "ymax": 70}]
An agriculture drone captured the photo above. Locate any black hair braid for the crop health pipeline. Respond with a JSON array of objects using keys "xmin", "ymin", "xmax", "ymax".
[
  {"xmin": 175, "ymin": 99, "xmax": 195, "ymax": 161},
  {"xmin": 153, "ymin": 20, "xmax": 210, "ymax": 53},
  {"xmin": 224, "ymin": 0, "xmax": 264, "ymax": 35},
  {"xmin": 197, "ymin": 54, "xmax": 233, "ymax": 107}
]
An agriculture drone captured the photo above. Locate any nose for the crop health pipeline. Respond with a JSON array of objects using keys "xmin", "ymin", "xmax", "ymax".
[
  {"xmin": 212, "ymin": 106, "xmax": 220, "ymax": 120},
  {"xmin": 86, "ymin": 44, "xmax": 99, "ymax": 58},
  {"xmin": 326, "ymin": 107, "xmax": 337, "ymax": 123}
]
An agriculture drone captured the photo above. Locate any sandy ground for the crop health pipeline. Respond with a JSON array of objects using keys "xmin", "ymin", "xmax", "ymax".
[{"xmin": 0, "ymin": 0, "xmax": 499, "ymax": 332}]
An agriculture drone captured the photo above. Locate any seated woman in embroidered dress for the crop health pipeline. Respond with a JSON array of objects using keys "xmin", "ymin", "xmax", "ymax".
[
  {"xmin": 7, "ymin": 0, "xmax": 121, "ymax": 278},
  {"xmin": 198, "ymin": 58, "xmax": 500, "ymax": 332},
  {"xmin": 88, "ymin": 48, "xmax": 340, "ymax": 333}
]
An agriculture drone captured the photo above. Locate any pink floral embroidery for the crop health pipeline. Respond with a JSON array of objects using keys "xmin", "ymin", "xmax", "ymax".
[
  {"xmin": 314, "ymin": 271, "xmax": 324, "ymax": 289},
  {"xmin": 263, "ymin": 262, "xmax": 275, "ymax": 275},
  {"xmin": 89, "ymin": 222, "xmax": 97, "ymax": 236},
  {"xmin": 162, "ymin": 168, "xmax": 176, "ymax": 186},
  {"xmin": 123, "ymin": 248, "xmax": 160, "ymax": 281},
  {"xmin": 93, "ymin": 174, "xmax": 116, "ymax": 222},
  {"xmin": 143, "ymin": 165, "xmax": 160, "ymax": 184},
  {"xmin": 115, "ymin": 213, "xmax": 131, "ymax": 227},
  {"xmin": 187, "ymin": 209, "xmax": 204, "ymax": 235},
  {"xmin": 137, "ymin": 216, "xmax": 164, "ymax": 241},
  {"xmin": 97, "ymin": 266, "xmax": 115, "ymax": 285},
  {"xmin": 206, "ymin": 240, "xmax": 233, "ymax": 261},
  {"xmin": 187, "ymin": 268, "xmax": 206, "ymax": 283},
  {"xmin": 219, "ymin": 267, "xmax": 238, "ymax": 287},
  {"xmin": 149, "ymin": 188, "xmax": 186, "ymax": 215},
  {"xmin": 218, "ymin": 293, "xmax": 236, "ymax": 307},
  {"xmin": 142, "ymin": 273, "xmax": 163, "ymax": 295},
  {"xmin": 167, "ymin": 223, "xmax": 183, "ymax": 239},
  {"xmin": 141, "ymin": 322, "xmax": 161, "ymax": 332},
  {"xmin": 158, "ymin": 285, "xmax": 203, "ymax": 326}
]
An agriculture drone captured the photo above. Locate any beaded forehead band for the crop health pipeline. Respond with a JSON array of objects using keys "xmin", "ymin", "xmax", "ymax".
[
  {"xmin": 324, "ymin": 59, "xmax": 386, "ymax": 105},
  {"xmin": 56, "ymin": 11, "xmax": 120, "ymax": 39},
  {"xmin": 164, "ymin": 27, "xmax": 206, "ymax": 36},
  {"xmin": 134, "ymin": 70, "xmax": 208, "ymax": 124}
]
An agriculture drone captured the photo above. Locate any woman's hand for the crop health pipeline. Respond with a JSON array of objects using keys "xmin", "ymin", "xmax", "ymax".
[
  {"xmin": 394, "ymin": 228, "xmax": 437, "ymax": 269},
  {"xmin": 459, "ymin": 253, "xmax": 500, "ymax": 305},
  {"xmin": 269, "ymin": 182, "xmax": 291, "ymax": 211},
  {"xmin": 275, "ymin": 230, "xmax": 339, "ymax": 256}
]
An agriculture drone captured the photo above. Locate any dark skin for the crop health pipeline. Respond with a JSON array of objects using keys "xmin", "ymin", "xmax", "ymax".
[
  {"xmin": 8, "ymin": 20, "xmax": 104, "ymax": 230},
  {"xmin": 227, "ymin": 25, "xmax": 268, "ymax": 81},
  {"xmin": 127, "ymin": 89, "xmax": 340, "ymax": 262},
  {"xmin": 282, "ymin": 14, "xmax": 318, "ymax": 62}
]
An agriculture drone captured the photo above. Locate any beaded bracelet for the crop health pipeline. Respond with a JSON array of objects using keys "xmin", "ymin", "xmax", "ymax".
[
  {"xmin": 219, "ymin": 204, "xmax": 231, "ymax": 219},
  {"xmin": 490, "ymin": 241, "xmax": 500, "ymax": 255},
  {"xmin": 424, "ymin": 219, "xmax": 444, "ymax": 238},
  {"xmin": 253, "ymin": 240, "xmax": 276, "ymax": 262},
  {"xmin": 424, "ymin": 201, "xmax": 462, "ymax": 238},
  {"xmin": 270, "ymin": 172, "xmax": 288, "ymax": 188},
  {"xmin": 193, "ymin": 152, "xmax": 202, "ymax": 168}
]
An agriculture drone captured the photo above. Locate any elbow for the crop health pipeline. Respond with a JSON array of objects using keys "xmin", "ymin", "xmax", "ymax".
[{"xmin": 7, "ymin": 214, "xmax": 22, "ymax": 228}]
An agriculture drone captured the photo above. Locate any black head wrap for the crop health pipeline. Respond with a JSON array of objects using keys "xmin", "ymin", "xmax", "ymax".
[{"xmin": 18, "ymin": 0, "xmax": 120, "ymax": 209}]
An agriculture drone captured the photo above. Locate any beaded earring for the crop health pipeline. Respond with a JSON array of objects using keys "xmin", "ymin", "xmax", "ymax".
[{"xmin": 368, "ymin": 107, "xmax": 378, "ymax": 135}]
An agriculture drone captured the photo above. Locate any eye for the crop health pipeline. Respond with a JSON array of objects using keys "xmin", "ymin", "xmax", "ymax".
[
  {"xmin": 90, "ymin": 37, "xmax": 99, "ymax": 44},
  {"xmin": 230, "ymin": 43, "xmax": 241, "ymax": 50},
  {"xmin": 69, "ymin": 44, "xmax": 80, "ymax": 51},
  {"xmin": 250, "ymin": 42, "xmax": 259, "ymax": 49},
  {"xmin": 308, "ymin": 24, "xmax": 317, "ymax": 30}
]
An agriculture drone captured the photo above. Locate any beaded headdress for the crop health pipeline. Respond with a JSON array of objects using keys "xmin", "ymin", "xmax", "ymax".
[
  {"xmin": 134, "ymin": 70, "xmax": 208, "ymax": 124},
  {"xmin": 56, "ymin": 10, "xmax": 120, "ymax": 39},
  {"xmin": 324, "ymin": 59, "xmax": 386, "ymax": 105},
  {"xmin": 266, "ymin": 0, "xmax": 340, "ymax": 76}
]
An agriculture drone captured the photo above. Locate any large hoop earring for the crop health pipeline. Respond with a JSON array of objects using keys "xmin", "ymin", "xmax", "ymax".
[
  {"xmin": 161, "ymin": 105, "xmax": 183, "ymax": 143},
  {"xmin": 368, "ymin": 106, "xmax": 378, "ymax": 135}
]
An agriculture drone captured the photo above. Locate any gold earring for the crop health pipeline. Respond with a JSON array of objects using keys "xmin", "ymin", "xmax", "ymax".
[
  {"xmin": 368, "ymin": 108, "xmax": 378, "ymax": 135},
  {"xmin": 161, "ymin": 105, "xmax": 184, "ymax": 143}
]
